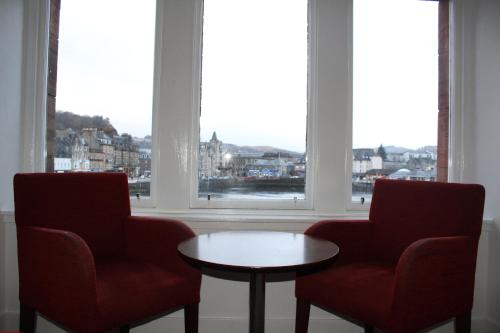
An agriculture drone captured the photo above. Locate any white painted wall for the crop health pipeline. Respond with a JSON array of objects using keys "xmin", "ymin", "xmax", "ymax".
[
  {"xmin": 0, "ymin": 219, "xmax": 5, "ymax": 324},
  {"xmin": 470, "ymin": 0, "xmax": 500, "ymax": 327},
  {"xmin": 0, "ymin": 0, "xmax": 23, "ymax": 211},
  {"xmin": 0, "ymin": 0, "xmax": 24, "ymax": 325}
]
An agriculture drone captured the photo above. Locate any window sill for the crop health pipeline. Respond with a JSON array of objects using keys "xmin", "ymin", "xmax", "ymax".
[
  {"xmin": 132, "ymin": 208, "xmax": 366, "ymax": 231},
  {"xmin": 1, "ymin": 209, "xmax": 493, "ymax": 234}
]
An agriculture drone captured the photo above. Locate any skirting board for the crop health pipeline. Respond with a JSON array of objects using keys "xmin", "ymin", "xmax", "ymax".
[
  {"xmin": 1, "ymin": 312, "xmax": 499, "ymax": 333},
  {"xmin": 483, "ymin": 318, "xmax": 500, "ymax": 333}
]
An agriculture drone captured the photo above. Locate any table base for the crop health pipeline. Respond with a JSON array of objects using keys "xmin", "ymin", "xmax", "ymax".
[{"xmin": 249, "ymin": 273, "xmax": 265, "ymax": 333}]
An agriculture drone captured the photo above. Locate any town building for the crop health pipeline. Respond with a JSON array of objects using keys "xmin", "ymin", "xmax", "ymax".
[{"xmin": 199, "ymin": 131, "xmax": 227, "ymax": 178}]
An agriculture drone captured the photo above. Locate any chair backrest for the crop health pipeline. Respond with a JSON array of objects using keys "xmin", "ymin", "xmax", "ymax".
[
  {"xmin": 369, "ymin": 179, "xmax": 485, "ymax": 264},
  {"xmin": 14, "ymin": 172, "xmax": 131, "ymax": 259}
]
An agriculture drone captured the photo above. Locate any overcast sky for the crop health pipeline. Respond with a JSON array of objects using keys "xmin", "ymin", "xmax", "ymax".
[
  {"xmin": 353, "ymin": 0, "xmax": 438, "ymax": 150},
  {"xmin": 56, "ymin": 0, "xmax": 438, "ymax": 152},
  {"xmin": 56, "ymin": 0, "xmax": 156, "ymax": 139}
]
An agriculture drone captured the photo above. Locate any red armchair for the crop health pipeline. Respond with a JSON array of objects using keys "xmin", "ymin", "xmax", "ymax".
[
  {"xmin": 13, "ymin": 173, "xmax": 201, "ymax": 333},
  {"xmin": 295, "ymin": 179, "xmax": 485, "ymax": 333}
]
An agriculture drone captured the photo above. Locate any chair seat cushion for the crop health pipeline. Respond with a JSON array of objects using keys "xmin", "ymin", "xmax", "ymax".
[
  {"xmin": 296, "ymin": 262, "xmax": 395, "ymax": 328},
  {"xmin": 96, "ymin": 259, "xmax": 199, "ymax": 328}
]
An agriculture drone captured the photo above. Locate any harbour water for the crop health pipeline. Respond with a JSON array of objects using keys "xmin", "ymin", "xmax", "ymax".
[
  {"xmin": 199, "ymin": 188, "xmax": 305, "ymax": 200},
  {"xmin": 129, "ymin": 180, "xmax": 372, "ymax": 203}
]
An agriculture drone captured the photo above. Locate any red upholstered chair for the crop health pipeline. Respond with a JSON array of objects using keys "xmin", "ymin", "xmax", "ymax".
[
  {"xmin": 295, "ymin": 179, "xmax": 485, "ymax": 333},
  {"xmin": 13, "ymin": 173, "xmax": 201, "ymax": 333}
]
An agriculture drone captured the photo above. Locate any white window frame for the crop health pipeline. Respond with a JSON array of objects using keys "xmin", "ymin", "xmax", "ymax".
[
  {"xmin": 21, "ymin": 0, "xmax": 50, "ymax": 173},
  {"xmin": 346, "ymin": 0, "xmax": 441, "ymax": 211},
  {"xmin": 23, "ymin": 0, "xmax": 468, "ymax": 218},
  {"xmin": 188, "ymin": 0, "xmax": 317, "ymax": 210}
]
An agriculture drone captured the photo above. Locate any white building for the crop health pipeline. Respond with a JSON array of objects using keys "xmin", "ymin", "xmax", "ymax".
[
  {"xmin": 403, "ymin": 151, "xmax": 437, "ymax": 162},
  {"xmin": 199, "ymin": 132, "xmax": 229, "ymax": 178},
  {"xmin": 54, "ymin": 158, "xmax": 72, "ymax": 172},
  {"xmin": 353, "ymin": 155, "xmax": 383, "ymax": 174}
]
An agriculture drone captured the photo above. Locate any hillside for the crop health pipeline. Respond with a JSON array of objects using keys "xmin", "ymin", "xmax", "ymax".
[
  {"xmin": 56, "ymin": 111, "xmax": 118, "ymax": 136},
  {"xmin": 221, "ymin": 143, "xmax": 304, "ymax": 157}
]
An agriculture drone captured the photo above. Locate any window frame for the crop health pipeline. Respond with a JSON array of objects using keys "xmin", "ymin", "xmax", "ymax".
[
  {"xmin": 348, "ymin": 0, "xmax": 449, "ymax": 210},
  {"xmin": 188, "ymin": 0, "xmax": 318, "ymax": 210},
  {"xmin": 43, "ymin": 0, "xmax": 159, "ymax": 208},
  {"xmin": 27, "ymin": 0, "xmax": 463, "ymax": 217}
]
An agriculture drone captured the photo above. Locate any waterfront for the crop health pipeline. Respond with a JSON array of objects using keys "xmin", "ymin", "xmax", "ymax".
[
  {"xmin": 199, "ymin": 188, "xmax": 305, "ymax": 200},
  {"xmin": 129, "ymin": 178, "xmax": 374, "ymax": 202},
  {"xmin": 198, "ymin": 191, "xmax": 372, "ymax": 202},
  {"xmin": 352, "ymin": 192, "xmax": 372, "ymax": 205}
]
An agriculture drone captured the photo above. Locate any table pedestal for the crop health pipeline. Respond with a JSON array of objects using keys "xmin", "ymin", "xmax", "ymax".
[
  {"xmin": 249, "ymin": 273, "xmax": 265, "ymax": 333},
  {"xmin": 177, "ymin": 231, "xmax": 339, "ymax": 333}
]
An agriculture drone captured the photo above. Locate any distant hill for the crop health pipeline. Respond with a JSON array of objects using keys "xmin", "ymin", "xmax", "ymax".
[
  {"xmin": 221, "ymin": 143, "xmax": 304, "ymax": 157},
  {"xmin": 417, "ymin": 146, "xmax": 437, "ymax": 153},
  {"xmin": 384, "ymin": 145, "xmax": 437, "ymax": 154},
  {"xmin": 56, "ymin": 111, "xmax": 118, "ymax": 136},
  {"xmin": 384, "ymin": 146, "xmax": 411, "ymax": 154}
]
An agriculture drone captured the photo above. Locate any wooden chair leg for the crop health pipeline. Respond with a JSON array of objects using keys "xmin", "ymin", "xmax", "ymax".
[
  {"xmin": 119, "ymin": 325, "xmax": 130, "ymax": 333},
  {"xmin": 295, "ymin": 298, "xmax": 311, "ymax": 333},
  {"xmin": 185, "ymin": 303, "xmax": 199, "ymax": 333},
  {"xmin": 107, "ymin": 326, "xmax": 129, "ymax": 333},
  {"xmin": 19, "ymin": 303, "xmax": 37, "ymax": 333},
  {"xmin": 455, "ymin": 312, "xmax": 471, "ymax": 333},
  {"xmin": 364, "ymin": 325, "xmax": 375, "ymax": 333}
]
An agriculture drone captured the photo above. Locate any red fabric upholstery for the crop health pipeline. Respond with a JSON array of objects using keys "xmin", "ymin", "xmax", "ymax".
[
  {"xmin": 14, "ymin": 173, "xmax": 201, "ymax": 333},
  {"xmin": 14, "ymin": 172, "xmax": 130, "ymax": 259},
  {"xmin": 369, "ymin": 179, "xmax": 485, "ymax": 264},
  {"xmin": 296, "ymin": 179, "xmax": 485, "ymax": 333}
]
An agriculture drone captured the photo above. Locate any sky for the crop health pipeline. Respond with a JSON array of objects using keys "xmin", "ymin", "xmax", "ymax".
[
  {"xmin": 56, "ymin": 0, "xmax": 438, "ymax": 152},
  {"xmin": 353, "ymin": 0, "xmax": 438, "ymax": 150},
  {"xmin": 56, "ymin": 0, "xmax": 156, "ymax": 138},
  {"xmin": 199, "ymin": 0, "xmax": 308, "ymax": 152}
]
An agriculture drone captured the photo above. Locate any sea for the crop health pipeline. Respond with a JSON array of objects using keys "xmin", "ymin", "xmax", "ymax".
[{"xmin": 199, "ymin": 188, "xmax": 305, "ymax": 200}]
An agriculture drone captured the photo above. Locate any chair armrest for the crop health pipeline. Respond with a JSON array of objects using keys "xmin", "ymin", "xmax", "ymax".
[
  {"xmin": 392, "ymin": 236, "xmax": 478, "ymax": 325},
  {"xmin": 305, "ymin": 220, "xmax": 373, "ymax": 263},
  {"xmin": 17, "ymin": 226, "xmax": 98, "ymax": 313},
  {"xmin": 125, "ymin": 216, "xmax": 201, "ymax": 284}
]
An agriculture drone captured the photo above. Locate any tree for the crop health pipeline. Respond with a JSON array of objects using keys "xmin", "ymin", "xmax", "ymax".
[
  {"xmin": 377, "ymin": 144, "xmax": 387, "ymax": 161},
  {"xmin": 55, "ymin": 111, "xmax": 118, "ymax": 136}
]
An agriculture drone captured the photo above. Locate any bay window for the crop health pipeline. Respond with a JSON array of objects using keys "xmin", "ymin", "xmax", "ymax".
[{"xmin": 36, "ymin": 0, "xmax": 448, "ymax": 214}]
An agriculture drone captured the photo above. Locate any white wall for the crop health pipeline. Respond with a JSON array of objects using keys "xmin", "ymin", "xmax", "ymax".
[
  {"xmin": 0, "ymin": 219, "xmax": 5, "ymax": 324},
  {"xmin": 0, "ymin": 0, "xmax": 24, "ymax": 325},
  {"xmin": 471, "ymin": 0, "xmax": 500, "ymax": 327},
  {"xmin": 0, "ymin": 0, "xmax": 23, "ymax": 211}
]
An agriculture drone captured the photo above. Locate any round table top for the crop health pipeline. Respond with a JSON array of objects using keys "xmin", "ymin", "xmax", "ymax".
[{"xmin": 177, "ymin": 231, "xmax": 339, "ymax": 273}]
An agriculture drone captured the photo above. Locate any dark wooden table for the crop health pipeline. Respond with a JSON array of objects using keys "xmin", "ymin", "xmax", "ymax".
[{"xmin": 177, "ymin": 231, "xmax": 339, "ymax": 333}]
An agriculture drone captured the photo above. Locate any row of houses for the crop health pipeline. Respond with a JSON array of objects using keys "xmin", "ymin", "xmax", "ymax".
[
  {"xmin": 352, "ymin": 147, "xmax": 437, "ymax": 183},
  {"xmin": 199, "ymin": 136, "xmax": 437, "ymax": 182},
  {"xmin": 54, "ymin": 128, "xmax": 151, "ymax": 177},
  {"xmin": 199, "ymin": 132, "xmax": 306, "ymax": 179}
]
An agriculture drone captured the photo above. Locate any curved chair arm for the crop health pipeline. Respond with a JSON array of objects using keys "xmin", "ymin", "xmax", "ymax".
[
  {"xmin": 305, "ymin": 220, "xmax": 373, "ymax": 264},
  {"xmin": 125, "ymin": 216, "xmax": 201, "ymax": 284},
  {"xmin": 392, "ymin": 236, "xmax": 478, "ymax": 329},
  {"xmin": 17, "ymin": 226, "xmax": 99, "ymax": 321}
]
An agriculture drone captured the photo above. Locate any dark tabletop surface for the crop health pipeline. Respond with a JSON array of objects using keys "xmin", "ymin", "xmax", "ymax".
[{"xmin": 177, "ymin": 230, "xmax": 340, "ymax": 273}]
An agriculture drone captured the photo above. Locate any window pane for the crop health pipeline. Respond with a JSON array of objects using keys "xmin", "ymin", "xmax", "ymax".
[
  {"xmin": 198, "ymin": 0, "xmax": 308, "ymax": 201},
  {"xmin": 53, "ymin": 0, "xmax": 155, "ymax": 199},
  {"xmin": 352, "ymin": 0, "xmax": 438, "ymax": 204}
]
